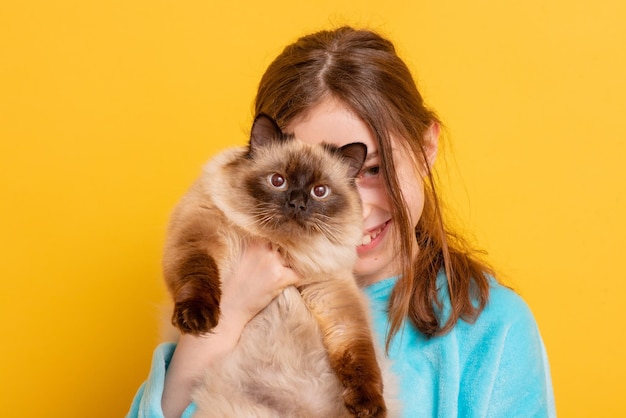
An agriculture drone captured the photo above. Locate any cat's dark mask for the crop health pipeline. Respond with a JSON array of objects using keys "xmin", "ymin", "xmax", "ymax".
[{"xmin": 248, "ymin": 113, "xmax": 367, "ymax": 179}]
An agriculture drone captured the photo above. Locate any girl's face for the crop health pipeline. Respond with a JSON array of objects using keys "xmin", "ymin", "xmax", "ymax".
[{"xmin": 287, "ymin": 97, "xmax": 437, "ymax": 286}]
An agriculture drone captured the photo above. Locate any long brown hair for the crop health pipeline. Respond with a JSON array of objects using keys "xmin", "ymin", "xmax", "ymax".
[{"xmin": 254, "ymin": 26, "xmax": 493, "ymax": 347}]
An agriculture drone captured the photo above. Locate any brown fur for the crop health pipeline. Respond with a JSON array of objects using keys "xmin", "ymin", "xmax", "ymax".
[{"xmin": 163, "ymin": 115, "xmax": 396, "ymax": 417}]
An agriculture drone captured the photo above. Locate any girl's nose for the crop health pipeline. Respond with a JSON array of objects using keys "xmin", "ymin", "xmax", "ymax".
[
  {"xmin": 361, "ymin": 199, "xmax": 373, "ymax": 221},
  {"xmin": 357, "ymin": 186, "xmax": 374, "ymax": 221}
]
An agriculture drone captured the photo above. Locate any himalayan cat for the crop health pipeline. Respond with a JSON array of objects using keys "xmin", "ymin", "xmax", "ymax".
[{"xmin": 163, "ymin": 114, "xmax": 395, "ymax": 417}]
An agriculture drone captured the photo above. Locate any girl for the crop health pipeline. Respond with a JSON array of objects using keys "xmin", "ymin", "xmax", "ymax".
[{"xmin": 129, "ymin": 26, "xmax": 555, "ymax": 417}]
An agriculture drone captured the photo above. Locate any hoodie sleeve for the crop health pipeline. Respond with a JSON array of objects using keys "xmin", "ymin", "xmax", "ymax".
[
  {"xmin": 461, "ymin": 284, "xmax": 557, "ymax": 418},
  {"xmin": 486, "ymin": 305, "xmax": 556, "ymax": 417},
  {"xmin": 126, "ymin": 342, "xmax": 197, "ymax": 418}
]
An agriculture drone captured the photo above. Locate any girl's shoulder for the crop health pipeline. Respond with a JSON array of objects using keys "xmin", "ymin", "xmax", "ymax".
[
  {"xmin": 449, "ymin": 275, "xmax": 544, "ymax": 356},
  {"xmin": 365, "ymin": 273, "xmax": 538, "ymax": 329},
  {"xmin": 433, "ymin": 271, "xmax": 541, "ymax": 339},
  {"xmin": 482, "ymin": 277, "xmax": 538, "ymax": 328}
]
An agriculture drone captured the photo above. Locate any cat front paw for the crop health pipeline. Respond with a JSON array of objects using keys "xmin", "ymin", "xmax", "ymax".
[
  {"xmin": 333, "ymin": 349, "xmax": 387, "ymax": 417},
  {"xmin": 344, "ymin": 386, "xmax": 387, "ymax": 418},
  {"xmin": 172, "ymin": 299, "xmax": 220, "ymax": 334}
]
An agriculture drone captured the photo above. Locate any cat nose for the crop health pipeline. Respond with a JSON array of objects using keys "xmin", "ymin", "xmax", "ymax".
[{"xmin": 287, "ymin": 190, "xmax": 308, "ymax": 213}]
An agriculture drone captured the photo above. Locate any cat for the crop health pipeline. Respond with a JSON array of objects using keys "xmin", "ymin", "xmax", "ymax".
[{"xmin": 163, "ymin": 114, "xmax": 394, "ymax": 417}]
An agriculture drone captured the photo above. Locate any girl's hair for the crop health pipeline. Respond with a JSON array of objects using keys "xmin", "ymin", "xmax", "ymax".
[{"xmin": 255, "ymin": 26, "xmax": 493, "ymax": 347}]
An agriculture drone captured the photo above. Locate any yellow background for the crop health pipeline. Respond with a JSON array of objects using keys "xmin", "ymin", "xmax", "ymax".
[{"xmin": 1, "ymin": 1, "xmax": 624, "ymax": 416}]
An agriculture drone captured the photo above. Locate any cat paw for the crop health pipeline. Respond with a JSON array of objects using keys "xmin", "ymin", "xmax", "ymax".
[
  {"xmin": 172, "ymin": 299, "xmax": 219, "ymax": 334},
  {"xmin": 344, "ymin": 388, "xmax": 387, "ymax": 418}
]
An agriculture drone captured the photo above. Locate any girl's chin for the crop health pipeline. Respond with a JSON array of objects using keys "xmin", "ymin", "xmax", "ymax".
[{"xmin": 353, "ymin": 258, "xmax": 393, "ymax": 287}]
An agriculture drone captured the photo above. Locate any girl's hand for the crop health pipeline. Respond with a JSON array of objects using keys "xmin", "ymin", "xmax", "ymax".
[{"xmin": 219, "ymin": 239, "xmax": 300, "ymax": 328}]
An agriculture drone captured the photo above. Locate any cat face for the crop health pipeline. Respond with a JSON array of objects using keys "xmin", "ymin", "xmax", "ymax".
[
  {"xmin": 240, "ymin": 115, "xmax": 366, "ymax": 244},
  {"xmin": 247, "ymin": 144, "xmax": 348, "ymax": 230}
]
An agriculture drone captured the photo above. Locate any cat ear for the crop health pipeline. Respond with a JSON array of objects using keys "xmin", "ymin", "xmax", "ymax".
[
  {"xmin": 249, "ymin": 113, "xmax": 284, "ymax": 154},
  {"xmin": 338, "ymin": 142, "xmax": 367, "ymax": 178}
]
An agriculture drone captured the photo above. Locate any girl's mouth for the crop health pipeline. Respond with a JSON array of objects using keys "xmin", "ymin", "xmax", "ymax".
[{"xmin": 358, "ymin": 220, "xmax": 390, "ymax": 252}]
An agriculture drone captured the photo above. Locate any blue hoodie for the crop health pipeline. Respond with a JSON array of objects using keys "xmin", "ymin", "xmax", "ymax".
[{"xmin": 128, "ymin": 274, "xmax": 556, "ymax": 417}]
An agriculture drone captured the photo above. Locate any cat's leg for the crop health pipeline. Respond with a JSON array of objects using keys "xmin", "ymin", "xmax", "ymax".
[
  {"xmin": 164, "ymin": 214, "xmax": 225, "ymax": 335},
  {"xmin": 299, "ymin": 277, "xmax": 387, "ymax": 418},
  {"xmin": 169, "ymin": 248, "xmax": 222, "ymax": 334}
]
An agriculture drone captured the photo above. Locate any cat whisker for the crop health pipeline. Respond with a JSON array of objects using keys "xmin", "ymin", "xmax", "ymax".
[
  {"xmin": 249, "ymin": 208, "xmax": 282, "ymax": 229},
  {"xmin": 245, "ymin": 205, "xmax": 348, "ymax": 245},
  {"xmin": 310, "ymin": 218, "xmax": 344, "ymax": 243}
]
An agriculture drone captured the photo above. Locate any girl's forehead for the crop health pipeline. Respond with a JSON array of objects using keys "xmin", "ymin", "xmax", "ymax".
[{"xmin": 287, "ymin": 98, "xmax": 378, "ymax": 155}]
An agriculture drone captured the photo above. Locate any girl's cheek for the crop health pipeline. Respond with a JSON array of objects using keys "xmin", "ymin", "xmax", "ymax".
[{"xmin": 356, "ymin": 180, "xmax": 389, "ymax": 211}]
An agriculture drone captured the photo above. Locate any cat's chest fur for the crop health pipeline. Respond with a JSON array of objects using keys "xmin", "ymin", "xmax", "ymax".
[{"xmin": 193, "ymin": 286, "xmax": 351, "ymax": 417}]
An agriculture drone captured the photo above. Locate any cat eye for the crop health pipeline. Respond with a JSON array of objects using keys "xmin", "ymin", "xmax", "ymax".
[
  {"xmin": 268, "ymin": 173, "xmax": 287, "ymax": 189},
  {"xmin": 311, "ymin": 185, "xmax": 330, "ymax": 199}
]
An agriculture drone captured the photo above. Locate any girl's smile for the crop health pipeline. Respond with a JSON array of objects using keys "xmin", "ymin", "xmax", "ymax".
[{"xmin": 358, "ymin": 220, "xmax": 391, "ymax": 252}]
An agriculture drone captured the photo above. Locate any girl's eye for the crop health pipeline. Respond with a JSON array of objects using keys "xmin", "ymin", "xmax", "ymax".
[
  {"xmin": 357, "ymin": 165, "xmax": 383, "ymax": 188},
  {"xmin": 311, "ymin": 184, "xmax": 330, "ymax": 199},
  {"xmin": 361, "ymin": 166, "xmax": 380, "ymax": 177},
  {"xmin": 268, "ymin": 173, "xmax": 287, "ymax": 189}
]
